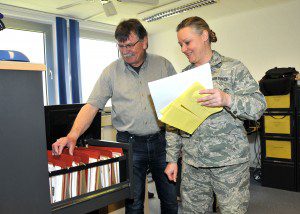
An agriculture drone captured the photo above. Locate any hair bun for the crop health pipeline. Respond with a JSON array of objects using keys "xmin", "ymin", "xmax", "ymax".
[{"xmin": 210, "ymin": 30, "xmax": 217, "ymax": 43}]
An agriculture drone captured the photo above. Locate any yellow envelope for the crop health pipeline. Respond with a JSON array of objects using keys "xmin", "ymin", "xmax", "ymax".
[
  {"xmin": 161, "ymin": 100, "xmax": 202, "ymax": 134},
  {"xmin": 160, "ymin": 82, "xmax": 223, "ymax": 134},
  {"xmin": 179, "ymin": 82, "xmax": 222, "ymax": 117}
]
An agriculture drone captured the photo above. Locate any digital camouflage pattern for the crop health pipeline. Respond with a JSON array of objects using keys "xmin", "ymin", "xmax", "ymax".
[
  {"xmin": 167, "ymin": 50, "xmax": 266, "ymax": 213},
  {"xmin": 181, "ymin": 161, "xmax": 250, "ymax": 213},
  {"xmin": 166, "ymin": 50, "xmax": 266, "ymax": 167}
]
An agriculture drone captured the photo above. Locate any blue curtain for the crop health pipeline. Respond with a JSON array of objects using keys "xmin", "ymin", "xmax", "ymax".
[
  {"xmin": 69, "ymin": 19, "xmax": 82, "ymax": 103},
  {"xmin": 56, "ymin": 17, "xmax": 68, "ymax": 104}
]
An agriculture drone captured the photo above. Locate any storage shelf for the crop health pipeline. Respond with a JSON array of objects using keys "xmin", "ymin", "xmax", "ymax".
[{"xmin": 260, "ymin": 86, "xmax": 300, "ymax": 192}]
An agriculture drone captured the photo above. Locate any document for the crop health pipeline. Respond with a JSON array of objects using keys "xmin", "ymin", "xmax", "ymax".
[
  {"xmin": 90, "ymin": 146, "xmax": 123, "ymax": 184},
  {"xmin": 148, "ymin": 63, "xmax": 213, "ymax": 119},
  {"xmin": 47, "ymin": 151, "xmax": 69, "ymax": 203},
  {"xmin": 48, "ymin": 163, "xmax": 63, "ymax": 203},
  {"xmin": 75, "ymin": 148, "xmax": 102, "ymax": 192},
  {"xmin": 88, "ymin": 146, "xmax": 115, "ymax": 187},
  {"xmin": 160, "ymin": 82, "xmax": 222, "ymax": 134},
  {"xmin": 47, "ymin": 146, "xmax": 123, "ymax": 203},
  {"xmin": 48, "ymin": 151, "xmax": 83, "ymax": 202},
  {"xmin": 63, "ymin": 149, "xmax": 88, "ymax": 195},
  {"xmin": 148, "ymin": 63, "xmax": 222, "ymax": 133}
]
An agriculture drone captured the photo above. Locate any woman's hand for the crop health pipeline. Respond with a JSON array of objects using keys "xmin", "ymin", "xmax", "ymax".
[
  {"xmin": 164, "ymin": 162, "xmax": 178, "ymax": 182},
  {"xmin": 196, "ymin": 89, "xmax": 231, "ymax": 108}
]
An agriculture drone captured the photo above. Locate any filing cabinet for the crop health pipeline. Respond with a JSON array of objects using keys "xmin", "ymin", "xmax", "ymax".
[{"xmin": 260, "ymin": 87, "xmax": 300, "ymax": 191}]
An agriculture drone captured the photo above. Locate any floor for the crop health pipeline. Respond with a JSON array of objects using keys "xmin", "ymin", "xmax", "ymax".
[
  {"xmin": 147, "ymin": 174, "xmax": 300, "ymax": 214},
  {"xmin": 247, "ymin": 178, "xmax": 300, "ymax": 214},
  {"xmin": 102, "ymin": 171, "xmax": 300, "ymax": 214}
]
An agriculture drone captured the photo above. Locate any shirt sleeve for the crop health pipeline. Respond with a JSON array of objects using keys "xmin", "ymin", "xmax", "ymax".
[
  {"xmin": 165, "ymin": 58, "xmax": 177, "ymax": 76},
  {"xmin": 87, "ymin": 65, "xmax": 113, "ymax": 110},
  {"xmin": 166, "ymin": 125, "xmax": 182, "ymax": 163},
  {"xmin": 226, "ymin": 61, "xmax": 267, "ymax": 121}
]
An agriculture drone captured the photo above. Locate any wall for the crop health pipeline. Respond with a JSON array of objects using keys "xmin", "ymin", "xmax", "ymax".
[
  {"xmin": 101, "ymin": 114, "xmax": 117, "ymax": 141},
  {"xmin": 148, "ymin": 0, "xmax": 300, "ymax": 81},
  {"xmin": 148, "ymin": 0, "xmax": 300, "ymax": 167}
]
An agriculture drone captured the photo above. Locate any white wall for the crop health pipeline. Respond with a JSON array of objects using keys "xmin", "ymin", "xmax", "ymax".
[
  {"xmin": 148, "ymin": 0, "xmax": 300, "ymax": 81},
  {"xmin": 148, "ymin": 0, "xmax": 300, "ymax": 167}
]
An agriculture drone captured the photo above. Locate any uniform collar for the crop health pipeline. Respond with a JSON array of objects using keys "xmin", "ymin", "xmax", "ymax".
[
  {"xmin": 209, "ymin": 50, "xmax": 222, "ymax": 68},
  {"xmin": 183, "ymin": 50, "xmax": 222, "ymax": 72}
]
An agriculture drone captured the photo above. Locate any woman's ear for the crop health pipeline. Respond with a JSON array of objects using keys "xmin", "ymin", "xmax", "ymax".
[{"xmin": 201, "ymin": 30, "xmax": 209, "ymax": 42}]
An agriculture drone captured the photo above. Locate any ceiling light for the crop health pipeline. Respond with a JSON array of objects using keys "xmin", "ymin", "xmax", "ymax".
[
  {"xmin": 142, "ymin": 0, "xmax": 218, "ymax": 22},
  {"xmin": 117, "ymin": 0, "xmax": 159, "ymax": 4},
  {"xmin": 101, "ymin": 0, "xmax": 117, "ymax": 16}
]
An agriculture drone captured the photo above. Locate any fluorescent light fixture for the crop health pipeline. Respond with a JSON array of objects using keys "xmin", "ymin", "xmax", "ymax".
[
  {"xmin": 142, "ymin": 0, "xmax": 217, "ymax": 22},
  {"xmin": 117, "ymin": 0, "xmax": 159, "ymax": 4},
  {"xmin": 101, "ymin": 1, "xmax": 117, "ymax": 16}
]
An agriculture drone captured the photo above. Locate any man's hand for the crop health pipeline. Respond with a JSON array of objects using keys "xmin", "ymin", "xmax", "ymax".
[
  {"xmin": 52, "ymin": 135, "xmax": 77, "ymax": 156},
  {"xmin": 52, "ymin": 104, "xmax": 99, "ymax": 156},
  {"xmin": 164, "ymin": 162, "xmax": 178, "ymax": 182}
]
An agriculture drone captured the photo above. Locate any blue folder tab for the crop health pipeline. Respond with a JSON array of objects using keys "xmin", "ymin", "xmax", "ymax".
[{"xmin": 0, "ymin": 50, "xmax": 30, "ymax": 62}]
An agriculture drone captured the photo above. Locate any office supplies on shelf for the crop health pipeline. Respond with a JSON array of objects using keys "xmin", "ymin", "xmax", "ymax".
[{"xmin": 0, "ymin": 50, "xmax": 30, "ymax": 62}]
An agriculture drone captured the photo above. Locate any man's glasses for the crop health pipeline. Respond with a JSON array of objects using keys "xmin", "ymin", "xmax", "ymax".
[{"xmin": 117, "ymin": 39, "xmax": 142, "ymax": 49}]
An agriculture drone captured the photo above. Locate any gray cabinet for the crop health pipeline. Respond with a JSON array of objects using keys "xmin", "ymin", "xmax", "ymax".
[
  {"xmin": 0, "ymin": 62, "xmax": 133, "ymax": 214},
  {"xmin": 0, "ymin": 62, "xmax": 51, "ymax": 213}
]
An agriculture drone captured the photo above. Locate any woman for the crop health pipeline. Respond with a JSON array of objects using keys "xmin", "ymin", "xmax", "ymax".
[{"xmin": 164, "ymin": 16, "xmax": 266, "ymax": 213}]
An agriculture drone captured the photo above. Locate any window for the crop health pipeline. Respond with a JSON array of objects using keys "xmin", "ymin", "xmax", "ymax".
[
  {"xmin": 1, "ymin": 17, "xmax": 117, "ymax": 106},
  {"xmin": 0, "ymin": 17, "xmax": 55, "ymax": 105},
  {"xmin": 79, "ymin": 38, "xmax": 118, "ymax": 105},
  {"xmin": 0, "ymin": 28, "xmax": 47, "ymax": 103}
]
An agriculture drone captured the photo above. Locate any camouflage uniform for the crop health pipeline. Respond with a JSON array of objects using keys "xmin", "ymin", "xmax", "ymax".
[{"xmin": 166, "ymin": 51, "xmax": 266, "ymax": 213}]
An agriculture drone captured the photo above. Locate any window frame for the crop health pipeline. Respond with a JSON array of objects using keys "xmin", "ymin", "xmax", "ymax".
[
  {"xmin": 3, "ymin": 17, "xmax": 56, "ymax": 105},
  {"xmin": 78, "ymin": 29, "xmax": 118, "ymax": 103},
  {"xmin": 2, "ymin": 17, "xmax": 119, "ymax": 105}
]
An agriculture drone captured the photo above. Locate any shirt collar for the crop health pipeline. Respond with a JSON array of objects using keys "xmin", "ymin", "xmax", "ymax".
[{"xmin": 122, "ymin": 52, "xmax": 148, "ymax": 74}]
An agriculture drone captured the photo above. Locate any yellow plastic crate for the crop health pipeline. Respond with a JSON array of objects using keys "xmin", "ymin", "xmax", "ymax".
[
  {"xmin": 266, "ymin": 139, "xmax": 291, "ymax": 159},
  {"xmin": 264, "ymin": 115, "xmax": 291, "ymax": 135},
  {"xmin": 265, "ymin": 94, "xmax": 290, "ymax": 109}
]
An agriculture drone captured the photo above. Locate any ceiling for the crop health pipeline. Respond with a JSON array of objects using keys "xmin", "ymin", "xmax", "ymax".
[{"xmin": 0, "ymin": 0, "xmax": 292, "ymax": 34}]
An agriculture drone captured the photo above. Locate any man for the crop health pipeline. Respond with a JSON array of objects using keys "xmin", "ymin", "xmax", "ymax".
[{"xmin": 52, "ymin": 19, "xmax": 178, "ymax": 214}]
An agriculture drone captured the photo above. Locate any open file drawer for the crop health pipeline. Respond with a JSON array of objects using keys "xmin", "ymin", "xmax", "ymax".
[{"xmin": 49, "ymin": 140, "xmax": 133, "ymax": 214}]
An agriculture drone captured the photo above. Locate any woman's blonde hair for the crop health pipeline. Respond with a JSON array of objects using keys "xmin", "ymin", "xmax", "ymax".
[{"xmin": 176, "ymin": 16, "xmax": 217, "ymax": 43}]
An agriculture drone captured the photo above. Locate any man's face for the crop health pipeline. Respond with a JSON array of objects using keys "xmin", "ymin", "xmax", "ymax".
[{"xmin": 117, "ymin": 32, "xmax": 147, "ymax": 67}]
